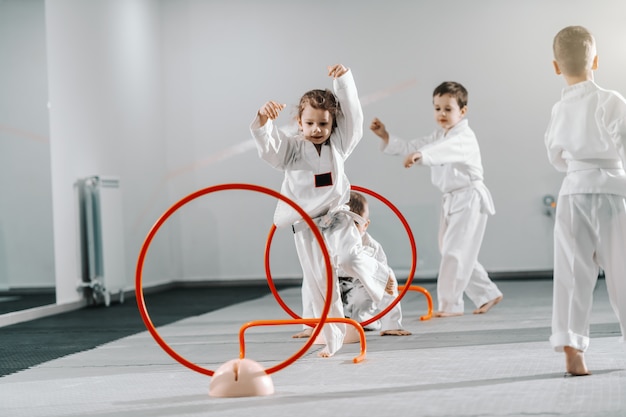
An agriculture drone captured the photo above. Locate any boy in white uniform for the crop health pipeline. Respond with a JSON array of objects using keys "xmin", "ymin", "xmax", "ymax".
[
  {"xmin": 339, "ymin": 191, "xmax": 411, "ymax": 336},
  {"xmin": 545, "ymin": 25, "xmax": 626, "ymax": 376},
  {"xmin": 370, "ymin": 81, "xmax": 502, "ymax": 317},
  {"xmin": 251, "ymin": 64, "xmax": 390, "ymax": 357}
]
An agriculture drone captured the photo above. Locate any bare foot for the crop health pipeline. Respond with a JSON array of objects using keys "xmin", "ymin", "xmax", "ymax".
[
  {"xmin": 292, "ymin": 328, "xmax": 312, "ymax": 339},
  {"xmin": 318, "ymin": 348, "xmax": 334, "ymax": 358},
  {"xmin": 380, "ymin": 329, "xmax": 412, "ymax": 336},
  {"xmin": 433, "ymin": 311, "xmax": 463, "ymax": 318},
  {"xmin": 564, "ymin": 346, "xmax": 591, "ymax": 376},
  {"xmin": 473, "ymin": 295, "xmax": 503, "ymax": 314}
]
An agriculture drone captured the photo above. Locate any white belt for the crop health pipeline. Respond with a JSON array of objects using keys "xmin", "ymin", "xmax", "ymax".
[
  {"xmin": 292, "ymin": 206, "xmax": 366, "ymax": 234},
  {"xmin": 442, "ymin": 180, "xmax": 495, "ymax": 216},
  {"xmin": 567, "ymin": 159, "xmax": 623, "ymax": 172},
  {"xmin": 444, "ymin": 180, "xmax": 483, "ymax": 196}
]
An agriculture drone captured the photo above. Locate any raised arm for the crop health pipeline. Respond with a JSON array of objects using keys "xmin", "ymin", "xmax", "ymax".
[
  {"xmin": 251, "ymin": 100, "xmax": 294, "ymax": 170},
  {"xmin": 330, "ymin": 64, "xmax": 363, "ymax": 157},
  {"xmin": 257, "ymin": 100, "xmax": 286, "ymax": 127},
  {"xmin": 328, "ymin": 64, "xmax": 348, "ymax": 79}
]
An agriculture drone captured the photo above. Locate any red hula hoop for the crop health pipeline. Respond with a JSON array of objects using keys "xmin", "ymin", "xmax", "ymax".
[
  {"xmin": 135, "ymin": 183, "xmax": 334, "ymax": 376},
  {"xmin": 264, "ymin": 185, "xmax": 417, "ymax": 328}
]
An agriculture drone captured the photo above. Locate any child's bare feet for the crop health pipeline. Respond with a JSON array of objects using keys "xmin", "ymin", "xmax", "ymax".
[
  {"xmin": 292, "ymin": 328, "xmax": 312, "ymax": 338},
  {"xmin": 318, "ymin": 347, "xmax": 333, "ymax": 358},
  {"xmin": 473, "ymin": 295, "xmax": 503, "ymax": 314},
  {"xmin": 564, "ymin": 346, "xmax": 591, "ymax": 376},
  {"xmin": 433, "ymin": 311, "xmax": 463, "ymax": 318},
  {"xmin": 380, "ymin": 329, "xmax": 412, "ymax": 336}
]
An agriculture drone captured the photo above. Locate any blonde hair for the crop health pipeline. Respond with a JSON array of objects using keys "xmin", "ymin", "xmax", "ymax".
[{"xmin": 553, "ymin": 26, "xmax": 596, "ymax": 76}]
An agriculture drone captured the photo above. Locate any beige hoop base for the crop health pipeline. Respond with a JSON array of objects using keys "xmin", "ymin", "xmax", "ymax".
[{"xmin": 209, "ymin": 359, "xmax": 274, "ymax": 398}]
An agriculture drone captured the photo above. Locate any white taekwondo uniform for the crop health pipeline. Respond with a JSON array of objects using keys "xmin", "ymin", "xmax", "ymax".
[
  {"xmin": 251, "ymin": 70, "xmax": 388, "ymax": 355},
  {"xmin": 545, "ymin": 80, "xmax": 626, "ymax": 352},
  {"xmin": 339, "ymin": 232, "xmax": 404, "ymax": 331},
  {"xmin": 383, "ymin": 119, "xmax": 502, "ymax": 313}
]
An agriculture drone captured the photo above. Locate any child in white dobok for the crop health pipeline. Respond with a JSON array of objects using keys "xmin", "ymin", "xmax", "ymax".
[
  {"xmin": 546, "ymin": 26, "xmax": 626, "ymax": 376},
  {"xmin": 339, "ymin": 191, "xmax": 411, "ymax": 336},
  {"xmin": 370, "ymin": 81, "xmax": 502, "ymax": 318},
  {"xmin": 251, "ymin": 64, "xmax": 390, "ymax": 357}
]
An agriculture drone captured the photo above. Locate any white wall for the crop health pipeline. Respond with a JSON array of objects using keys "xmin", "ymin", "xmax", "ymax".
[
  {"xmin": 6, "ymin": 0, "xmax": 626, "ymax": 303},
  {"xmin": 0, "ymin": 0, "xmax": 54, "ymax": 290},
  {"xmin": 45, "ymin": 0, "xmax": 179, "ymax": 303},
  {"xmin": 157, "ymin": 0, "xmax": 626, "ymax": 279}
]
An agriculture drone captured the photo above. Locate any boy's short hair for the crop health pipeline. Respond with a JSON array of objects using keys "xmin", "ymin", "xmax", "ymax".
[
  {"xmin": 348, "ymin": 191, "xmax": 367, "ymax": 217},
  {"xmin": 553, "ymin": 25, "xmax": 596, "ymax": 76},
  {"xmin": 433, "ymin": 81, "xmax": 468, "ymax": 109}
]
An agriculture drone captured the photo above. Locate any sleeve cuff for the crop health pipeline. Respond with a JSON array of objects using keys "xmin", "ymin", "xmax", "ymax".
[
  {"xmin": 250, "ymin": 115, "xmax": 272, "ymax": 133},
  {"xmin": 419, "ymin": 151, "xmax": 432, "ymax": 166},
  {"xmin": 333, "ymin": 69, "xmax": 354, "ymax": 91}
]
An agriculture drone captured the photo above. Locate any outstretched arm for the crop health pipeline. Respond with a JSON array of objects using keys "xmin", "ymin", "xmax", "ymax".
[
  {"xmin": 370, "ymin": 118, "xmax": 390, "ymax": 144},
  {"xmin": 403, "ymin": 152, "xmax": 422, "ymax": 168}
]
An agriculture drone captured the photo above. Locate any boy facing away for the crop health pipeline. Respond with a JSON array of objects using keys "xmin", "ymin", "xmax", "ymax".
[
  {"xmin": 370, "ymin": 82, "xmax": 502, "ymax": 318},
  {"xmin": 546, "ymin": 25, "xmax": 626, "ymax": 376}
]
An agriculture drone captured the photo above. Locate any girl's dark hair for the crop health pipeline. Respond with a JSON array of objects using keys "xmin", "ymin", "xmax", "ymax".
[
  {"xmin": 348, "ymin": 191, "xmax": 367, "ymax": 217},
  {"xmin": 297, "ymin": 89, "xmax": 341, "ymax": 130},
  {"xmin": 433, "ymin": 81, "xmax": 468, "ymax": 109}
]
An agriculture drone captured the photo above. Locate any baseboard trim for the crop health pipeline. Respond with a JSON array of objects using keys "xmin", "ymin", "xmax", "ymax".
[{"xmin": 0, "ymin": 299, "xmax": 87, "ymax": 328}]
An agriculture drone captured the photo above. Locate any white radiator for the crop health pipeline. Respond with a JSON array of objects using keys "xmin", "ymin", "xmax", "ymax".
[{"xmin": 76, "ymin": 175, "xmax": 126, "ymax": 306}]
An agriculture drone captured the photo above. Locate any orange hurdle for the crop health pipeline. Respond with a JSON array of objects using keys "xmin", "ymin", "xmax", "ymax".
[
  {"xmin": 264, "ymin": 185, "xmax": 420, "ymax": 330},
  {"xmin": 397, "ymin": 285, "xmax": 433, "ymax": 321},
  {"xmin": 239, "ymin": 318, "xmax": 367, "ymax": 366}
]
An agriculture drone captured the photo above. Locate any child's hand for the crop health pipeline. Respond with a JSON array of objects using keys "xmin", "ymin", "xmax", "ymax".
[
  {"xmin": 404, "ymin": 152, "xmax": 422, "ymax": 168},
  {"xmin": 258, "ymin": 101, "xmax": 286, "ymax": 126},
  {"xmin": 328, "ymin": 64, "xmax": 348, "ymax": 79},
  {"xmin": 370, "ymin": 118, "xmax": 389, "ymax": 143}
]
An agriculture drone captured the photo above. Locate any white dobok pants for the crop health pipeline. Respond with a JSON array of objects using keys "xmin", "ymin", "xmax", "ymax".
[
  {"xmin": 550, "ymin": 193, "xmax": 626, "ymax": 352},
  {"xmin": 340, "ymin": 271, "xmax": 403, "ymax": 331},
  {"xmin": 294, "ymin": 212, "xmax": 388, "ymax": 355},
  {"xmin": 437, "ymin": 188, "xmax": 502, "ymax": 313}
]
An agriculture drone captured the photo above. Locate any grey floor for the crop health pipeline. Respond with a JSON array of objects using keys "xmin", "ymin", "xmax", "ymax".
[{"xmin": 1, "ymin": 279, "xmax": 625, "ymax": 417}]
